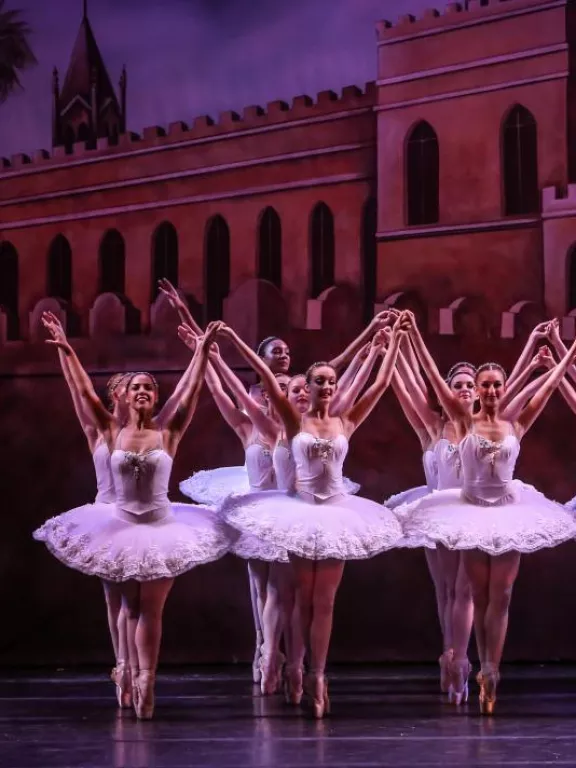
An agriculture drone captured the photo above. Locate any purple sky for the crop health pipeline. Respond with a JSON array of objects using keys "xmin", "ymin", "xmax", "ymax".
[{"xmin": 0, "ymin": 0, "xmax": 432, "ymax": 157}]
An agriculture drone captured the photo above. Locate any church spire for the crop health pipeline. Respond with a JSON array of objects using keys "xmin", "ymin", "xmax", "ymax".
[{"xmin": 52, "ymin": 3, "xmax": 126, "ymax": 150}]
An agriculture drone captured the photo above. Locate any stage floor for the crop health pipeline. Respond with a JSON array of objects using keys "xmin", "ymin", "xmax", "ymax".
[{"xmin": 1, "ymin": 665, "xmax": 575, "ymax": 767}]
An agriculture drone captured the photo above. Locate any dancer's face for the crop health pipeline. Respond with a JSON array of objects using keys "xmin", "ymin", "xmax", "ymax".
[
  {"xmin": 275, "ymin": 374, "xmax": 291, "ymax": 396},
  {"xmin": 261, "ymin": 339, "xmax": 290, "ymax": 374},
  {"xmin": 307, "ymin": 365, "xmax": 337, "ymax": 405},
  {"xmin": 127, "ymin": 374, "xmax": 158, "ymax": 412},
  {"xmin": 476, "ymin": 370, "xmax": 505, "ymax": 407},
  {"xmin": 450, "ymin": 372, "xmax": 477, "ymax": 409},
  {"xmin": 287, "ymin": 375, "xmax": 309, "ymax": 413}
]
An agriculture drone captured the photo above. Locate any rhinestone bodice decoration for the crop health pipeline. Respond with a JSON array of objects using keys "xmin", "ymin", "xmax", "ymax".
[{"xmin": 292, "ymin": 431, "xmax": 348, "ymax": 501}]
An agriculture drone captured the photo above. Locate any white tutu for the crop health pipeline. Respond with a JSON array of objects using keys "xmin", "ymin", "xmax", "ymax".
[
  {"xmin": 221, "ymin": 490, "xmax": 403, "ymax": 560},
  {"xmin": 396, "ymin": 480, "xmax": 576, "ymax": 555},
  {"xmin": 180, "ymin": 465, "xmax": 360, "ymax": 504},
  {"xmin": 180, "ymin": 466, "xmax": 249, "ymax": 505},
  {"xmin": 384, "ymin": 485, "xmax": 429, "ymax": 509},
  {"xmin": 565, "ymin": 494, "xmax": 576, "ymax": 513},
  {"xmin": 33, "ymin": 501, "xmax": 232, "ymax": 582}
]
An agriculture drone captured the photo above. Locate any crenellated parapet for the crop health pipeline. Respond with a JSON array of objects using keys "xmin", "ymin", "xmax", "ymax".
[
  {"xmin": 0, "ymin": 82, "xmax": 376, "ymax": 176},
  {"xmin": 376, "ymin": 0, "xmax": 554, "ymax": 42}
]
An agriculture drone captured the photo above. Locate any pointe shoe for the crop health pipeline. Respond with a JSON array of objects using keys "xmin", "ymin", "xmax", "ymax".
[
  {"xmin": 477, "ymin": 667, "xmax": 499, "ymax": 716},
  {"xmin": 284, "ymin": 664, "xmax": 303, "ymax": 706},
  {"xmin": 439, "ymin": 650, "xmax": 454, "ymax": 694},
  {"xmin": 134, "ymin": 669, "xmax": 155, "ymax": 720},
  {"xmin": 252, "ymin": 634, "xmax": 263, "ymax": 684},
  {"xmin": 305, "ymin": 673, "xmax": 330, "ymax": 719},
  {"xmin": 260, "ymin": 651, "xmax": 285, "ymax": 696},
  {"xmin": 111, "ymin": 662, "xmax": 132, "ymax": 709},
  {"xmin": 448, "ymin": 658, "xmax": 471, "ymax": 706}
]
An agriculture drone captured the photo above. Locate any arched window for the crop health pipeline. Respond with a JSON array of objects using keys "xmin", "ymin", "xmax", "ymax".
[
  {"xmin": 406, "ymin": 121, "xmax": 439, "ymax": 225},
  {"xmin": 77, "ymin": 122, "xmax": 90, "ymax": 142},
  {"xmin": 361, "ymin": 197, "xmax": 377, "ymax": 323},
  {"xmin": 204, "ymin": 215, "xmax": 230, "ymax": 322},
  {"xmin": 257, "ymin": 207, "xmax": 282, "ymax": 289},
  {"xmin": 0, "ymin": 241, "xmax": 19, "ymax": 339},
  {"xmin": 47, "ymin": 235, "xmax": 72, "ymax": 302},
  {"xmin": 502, "ymin": 105, "xmax": 539, "ymax": 215},
  {"xmin": 568, "ymin": 246, "xmax": 576, "ymax": 311},
  {"xmin": 151, "ymin": 222, "xmax": 178, "ymax": 300},
  {"xmin": 310, "ymin": 202, "xmax": 335, "ymax": 298},
  {"xmin": 99, "ymin": 230, "xmax": 125, "ymax": 294}
]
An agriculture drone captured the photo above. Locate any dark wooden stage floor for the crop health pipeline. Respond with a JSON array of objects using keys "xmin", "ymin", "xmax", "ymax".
[{"xmin": 1, "ymin": 665, "xmax": 575, "ymax": 767}]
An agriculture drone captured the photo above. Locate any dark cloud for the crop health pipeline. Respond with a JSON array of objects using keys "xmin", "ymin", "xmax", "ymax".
[{"xmin": 0, "ymin": 0, "xmax": 432, "ymax": 156}]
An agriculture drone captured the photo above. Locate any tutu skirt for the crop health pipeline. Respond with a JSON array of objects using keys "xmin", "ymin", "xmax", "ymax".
[
  {"xmin": 396, "ymin": 480, "xmax": 576, "ymax": 555},
  {"xmin": 384, "ymin": 485, "xmax": 429, "ymax": 510},
  {"xmin": 180, "ymin": 466, "xmax": 360, "ymax": 505},
  {"xmin": 33, "ymin": 501, "xmax": 232, "ymax": 582},
  {"xmin": 221, "ymin": 491, "xmax": 403, "ymax": 560}
]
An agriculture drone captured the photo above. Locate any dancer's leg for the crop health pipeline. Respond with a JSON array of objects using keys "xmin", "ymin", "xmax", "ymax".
[
  {"xmin": 462, "ymin": 550, "xmax": 490, "ymax": 664},
  {"xmin": 424, "ymin": 549, "xmax": 446, "ymax": 640},
  {"xmin": 484, "ymin": 552, "xmax": 521, "ymax": 667},
  {"xmin": 448, "ymin": 555, "xmax": 475, "ymax": 704},
  {"xmin": 260, "ymin": 562, "xmax": 292, "ymax": 694},
  {"xmin": 130, "ymin": 578, "xmax": 174, "ymax": 720},
  {"xmin": 248, "ymin": 560, "xmax": 269, "ymax": 683},
  {"xmin": 101, "ymin": 580, "xmax": 121, "ymax": 661},
  {"xmin": 436, "ymin": 545, "xmax": 460, "ymax": 652}
]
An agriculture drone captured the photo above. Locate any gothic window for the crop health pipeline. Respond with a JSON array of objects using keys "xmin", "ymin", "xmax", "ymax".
[
  {"xmin": 47, "ymin": 235, "xmax": 72, "ymax": 301},
  {"xmin": 0, "ymin": 241, "xmax": 19, "ymax": 338},
  {"xmin": 257, "ymin": 207, "xmax": 282, "ymax": 289},
  {"xmin": 362, "ymin": 197, "xmax": 377, "ymax": 322},
  {"xmin": 310, "ymin": 202, "xmax": 335, "ymax": 298},
  {"xmin": 406, "ymin": 121, "xmax": 439, "ymax": 225},
  {"xmin": 204, "ymin": 215, "xmax": 230, "ymax": 322},
  {"xmin": 151, "ymin": 222, "xmax": 179, "ymax": 300},
  {"xmin": 99, "ymin": 230, "xmax": 125, "ymax": 294},
  {"xmin": 502, "ymin": 105, "xmax": 539, "ymax": 215}
]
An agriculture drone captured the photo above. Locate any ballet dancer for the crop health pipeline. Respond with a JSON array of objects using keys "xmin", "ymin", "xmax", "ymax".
[
  {"xmin": 218, "ymin": 315, "xmax": 408, "ymax": 718},
  {"xmin": 34, "ymin": 319, "xmax": 232, "ymax": 719},
  {"xmin": 397, "ymin": 312, "xmax": 576, "ymax": 714}
]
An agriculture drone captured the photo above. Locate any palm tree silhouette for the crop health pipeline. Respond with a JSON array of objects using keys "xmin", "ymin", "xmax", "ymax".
[{"xmin": 0, "ymin": 0, "xmax": 36, "ymax": 104}]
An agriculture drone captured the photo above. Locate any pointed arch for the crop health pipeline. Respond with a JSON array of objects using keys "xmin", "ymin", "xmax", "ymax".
[
  {"xmin": 406, "ymin": 120, "xmax": 439, "ymax": 225},
  {"xmin": 309, "ymin": 202, "xmax": 335, "ymax": 298},
  {"xmin": 502, "ymin": 104, "xmax": 539, "ymax": 215},
  {"xmin": 568, "ymin": 245, "xmax": 576, "ymax": 311},
  {"xmin": 151, "ymin": 222, "xmax": 179, "ymax": 300},
  {"xmin": 47, "ymin": 234, "xmax": 72, "ymax": 302},
  {"xmin": 361, "ymin": 197, "xmax": 377, "ymax": 323},
  {"xmin": 0, "ymin": 241, "xmax": 19, "ymax": 339},
  {"xmin": 257, "ymin": 207, "xmax": 282, "ymax": 289},
  {"xmin": 99, "ymin": 229, "xmax": 125, "ymax": 294},
  {"xmin": 204, "ymin": 215, "xmax": 230, "ymax": 322}
]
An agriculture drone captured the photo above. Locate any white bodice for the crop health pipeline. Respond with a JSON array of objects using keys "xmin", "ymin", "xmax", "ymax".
[
  {"xmin": 460, "ymin": 430, "xmax": 520, "ymax": 505},
  {"xmin": 273, "ymin": 443, "xmax": 295, "ymax": 493},
  {"xmin": 292, "ymin": 431, "xmax": 348, "ymax": 502},
  {"xmin": 435, "ymin": 438, "xmax": 462, "ymax": 490},
  {"xmin": 422, "ymin": 449, "xmax": 438, "ymax": 492},
  {"xmin": 111, "ymin": 449, "xmax": 172, "ymax": 516},
  {"xmin": 245, "ymin": 442, "xmax": 276, "ymax": 492},
  {"xmin": 93, "ymin": 441, "xmax": 115, "ymax": 504}
]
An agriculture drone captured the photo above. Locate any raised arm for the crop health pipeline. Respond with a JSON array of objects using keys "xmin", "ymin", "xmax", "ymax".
[
  {"xmin": 158, "ymin": 278, "xmax": 203, "ymax": 335},
  {"xmin": 506, "ymin": 321, "xmax": 549, "ymax": 387},
  {"xmin": 331, "ymin": 343, "xmax": 370, "ymax": 405},
  {"xmin": 163, "ymin": 322, "xmax": 220, "ymax": 451},
  {"xmin": 331, "ymin": 332, "xmax": 386, "ymax": 415},
  {"xmin": 547, "ymin": 318, "xmax": 576, "ymax": 387},
  {"xmin": 328, "ymin": 310, "xmax": 394, "ymax": 372},
  {"xmin": 406, "ymin": 313, "xmax": 467, "ymax": 425},
  {"xmin": 42, "ymin": 312, "xmax": 114, "ymax": 437},
  {"xmin": 516, "ymin": 337, "xmax": 576, "ymax": 435},
  {"xmin": 344, "ymin": 313, "xmax": 409, "ymax": 432},
  {"xmin": 392, "ymin": 368, "xmax": 436, "ymax": 446},
  {"xmin": 219, "ymin": 325, "xmax": 300, "ymax": 438}
]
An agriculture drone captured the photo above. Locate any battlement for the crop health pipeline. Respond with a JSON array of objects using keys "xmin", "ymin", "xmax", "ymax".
[
  {"xmin": 542, "ymin": 185, "xmax": 576, "ymax": 213},
  {"xmin": 376, "ymin": 0, "xmax": 564, "ymax": 42},
  {"xmin": 0, "ymin": 82, "xmax": 376, "ymax": 176}
]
